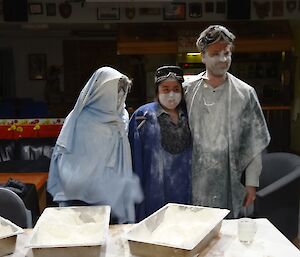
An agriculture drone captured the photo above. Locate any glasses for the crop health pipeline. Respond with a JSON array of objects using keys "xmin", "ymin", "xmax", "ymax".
[
  {"xmin": 201, "ymin": 25, "xmax": 235, "ymax": 46},
  {"xmin": 155, "ymin": 66, "xmax": 184, "ymax": 84}
]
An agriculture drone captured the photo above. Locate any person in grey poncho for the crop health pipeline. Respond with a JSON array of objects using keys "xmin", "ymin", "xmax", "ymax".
[
  {"xmin": 47, "ymin": 66, "xmax": 143, "ymax": 223},
  {"xmin": 183, "ymin": 25, "xmax": 270, "ymax": 218}
]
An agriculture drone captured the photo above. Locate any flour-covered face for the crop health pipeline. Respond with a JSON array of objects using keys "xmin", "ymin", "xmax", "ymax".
[
  {"xmin": 202, "ymin": 41, "xmax": 232, "ymax": 77},
  {"xmin": 117, "ymin": 76, "xmax": 131, "ymax": 111},
  {"xmin": 158, "ymin": 80, "xmax": 182, "ymax": 110}
]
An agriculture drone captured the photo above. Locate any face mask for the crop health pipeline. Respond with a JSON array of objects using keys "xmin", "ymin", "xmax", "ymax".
[
  {"xmin": 202, "ymin": 49, "xmax": 232, "ymax": 76},
  {"xmin": 158, "ymin": 91, "xmax": 182, "ymax": 110}
]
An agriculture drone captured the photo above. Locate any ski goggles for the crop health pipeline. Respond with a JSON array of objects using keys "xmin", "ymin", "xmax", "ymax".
[
  {"xmin": 155, "ymin": 66, "xmax": 184, "ymax": 84},
  {"xmin": 198, "ymin": 25, "xmax": 235, "ymax": 51}
]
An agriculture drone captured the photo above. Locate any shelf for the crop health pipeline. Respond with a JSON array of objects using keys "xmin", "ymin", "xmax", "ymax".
[
  {"xmin": 235, "ymin": 37, "xmax": 294, "ymax": 53},
  {"xmin": 117, "ymin": 41, "xmax": 177, "ymax": 55},
  {"xmin": 262, "ymin": 106, "xmax": 291, "ymax": 111},
  {"xmin": 117, "ymin": 21, "xmax": 295, "ymax": 55}
]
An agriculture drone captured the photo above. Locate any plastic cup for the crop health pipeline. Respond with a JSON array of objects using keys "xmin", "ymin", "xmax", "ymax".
[{"xmin": 237, "ymin": 218, "xmax": 257, "ymax": 244}]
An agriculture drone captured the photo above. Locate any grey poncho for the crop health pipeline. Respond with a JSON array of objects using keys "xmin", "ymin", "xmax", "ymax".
[{"xmin": 183, "ymin": 72, "xmax": 270, "ymax": 217}]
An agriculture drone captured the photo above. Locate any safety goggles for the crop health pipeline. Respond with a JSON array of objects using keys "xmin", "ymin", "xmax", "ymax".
[
  {"xmin": 202, "ymin": 25, "xmax": 235, "ymax": 46},
  {"xmin": 155, "ymin": 66, "xmax": 184, "ymax": 84}
]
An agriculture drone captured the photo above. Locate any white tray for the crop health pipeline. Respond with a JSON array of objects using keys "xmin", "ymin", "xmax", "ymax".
[
  {"xmin": 125, "ymin": 203, "xmax": 230, "ymax": 257},
  {"xmin": 0, "ymin": 216, "xmax": 24, "ymax": 257},
  {"xmin": 27, "ymin": 206, "xmax": 111, "ymax": 257}
]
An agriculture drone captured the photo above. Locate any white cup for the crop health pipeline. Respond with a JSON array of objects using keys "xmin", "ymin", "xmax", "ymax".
[{"xmin": 237, "ymin": 218, "xmax": 257, "ymax": 244}]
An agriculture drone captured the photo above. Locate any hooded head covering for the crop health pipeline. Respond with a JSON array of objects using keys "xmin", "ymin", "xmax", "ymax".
[
  {"xmin": 56, "ymin": 67, "xmax": 130, "ymax": 151},
  {"xmin": 47, "ymin": 66, "xmax": 143, "ymax": 223}
]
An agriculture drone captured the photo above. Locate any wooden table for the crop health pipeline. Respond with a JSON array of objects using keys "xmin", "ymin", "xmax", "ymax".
[
  {"xmin": 0, "ymin": 172, "xmax": 48, "ymax": 212},
  {"xmin": 5, "ymin": 219, "xmax": 300, "ymax": 257}
]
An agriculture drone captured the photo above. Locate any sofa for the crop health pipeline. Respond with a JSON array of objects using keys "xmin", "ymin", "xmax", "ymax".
[{"xmin": 0, "ymin": 137, "xmax": 56, "ymax": 172}]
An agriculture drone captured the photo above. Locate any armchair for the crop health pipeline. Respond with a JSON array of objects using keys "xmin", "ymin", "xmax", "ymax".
[
  {"xmin": 0, "ymin": 187, "xmax": 32, "ymax": 228},
  {"xmin": 253, "ymin": 152, "xmax": 300, "ymax": 240}
]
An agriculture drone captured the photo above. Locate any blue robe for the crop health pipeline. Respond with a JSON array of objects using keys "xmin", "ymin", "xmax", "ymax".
[
  {"xmin": 47, "ymin": 67, "xmax": 143, "ymax": 223},
  {"xmin": 128, "ymin": 102, "xmax": 192, "ymax": 221}
]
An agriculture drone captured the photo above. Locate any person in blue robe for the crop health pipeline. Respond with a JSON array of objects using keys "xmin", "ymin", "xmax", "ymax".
[
  {"xmin": 128, "ymin": 66, "xmax": 192, "ymax": 222},
  {"xmin": 47, "ymin": 66, "xmax": 143, "ymax": 223}
]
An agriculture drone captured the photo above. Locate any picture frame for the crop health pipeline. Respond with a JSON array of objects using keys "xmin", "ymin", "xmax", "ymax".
[
  {"xmin": 189, "ymin": 3, "xmax": 202, "ymax": 18},
  {"xmin": 97, "ymin": 7, "xmax": 120, "ymax": 20},
  {"xmin": 0, "ymin": 0, "xmax": 3, "ymax": 16},
  {"xmin": 286, "ymin": 0, "xmax": 296, "ymax": 13},
  {"xmin": 46, "ymin": 3, "xmax": 56, "ymax": 16},
  {"xmin": 28, "ymin": 54, "xmax": 47, "ymax": 80},
  {"xmin": 205, "ymin": 1, "xmax": 214, "ymax": 13},
  {"xmin": 163, "ymin": 3, "xmax": 186, "ymax": 20},
  {"xmin": 139, "ymin": 7, "xmax": 161, "ymax": 16},
  {"xmin": 216, "ymin": 1, "xmax": 226, "ymax": 14},
  {"xmin": 29, "ymin": 3, "xmax": 43, "ymax": 15},
  {"xmin": 272, "ymin": 0, "xmax": 284, "ymax": 17}
]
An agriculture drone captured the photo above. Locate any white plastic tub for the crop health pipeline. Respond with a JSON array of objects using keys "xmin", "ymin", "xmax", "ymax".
[
  {"xmin": 125, "ymin": 203, "xmax": 230, "ymax": 257},
  {"xmin": 0, "ymin": 216, "xmax": 24, "ymax": 257},
  {"xmin": 27, "ymin": 206, "xmax": 111, "ymax": 257}
]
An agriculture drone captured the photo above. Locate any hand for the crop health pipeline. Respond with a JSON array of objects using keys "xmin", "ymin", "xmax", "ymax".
[{"xmin": 244, "ymin": 186, "xmax": 256, "ymax": 207}]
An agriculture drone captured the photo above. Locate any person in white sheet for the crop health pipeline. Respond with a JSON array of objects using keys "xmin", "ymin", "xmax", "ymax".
[
  {"xmin": 183, "ymin": 25, "xmax": 270, "ymax": 218},
  {"xmin": 47, "ymin": 66, "xmax": 143, "ymax": 223}
]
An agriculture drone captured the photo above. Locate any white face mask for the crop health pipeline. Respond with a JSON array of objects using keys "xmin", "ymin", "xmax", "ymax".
[
  {"xmin": 202, "ymin": 47, "xmax": 232, "ymax": 77},
  {"xmin": 158, "ymin": 91, "xmax": 182, "ymax": 110}
]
